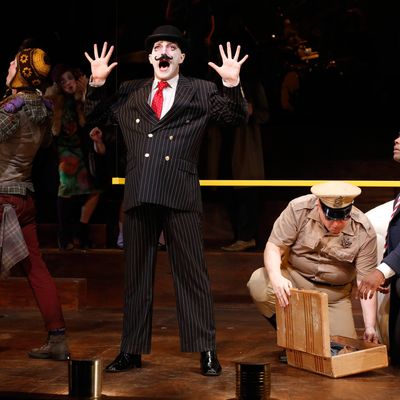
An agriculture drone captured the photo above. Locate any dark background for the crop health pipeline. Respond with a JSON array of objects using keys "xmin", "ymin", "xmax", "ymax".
[
  {"xmin": 2, "ymin": 0, "xmax": 400, "ymax": 169},
  {"xmin": 2, "ymin": 0, "xmax": 400, "ymax": 233}
]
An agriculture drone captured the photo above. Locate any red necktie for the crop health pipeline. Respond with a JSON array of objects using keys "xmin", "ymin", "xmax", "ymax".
[{"xmin": 151, "ymin": 81, "xmax": 169, "ymax": 119}]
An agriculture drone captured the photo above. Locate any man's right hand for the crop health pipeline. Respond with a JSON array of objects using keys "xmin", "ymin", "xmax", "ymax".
[
  {"xmin": 84, "ymin": 42, "xmax": 118, "ymax": 84},
  {"xmin": 270, "ymin": 274, "xmax": 293, "ymax": 308}
]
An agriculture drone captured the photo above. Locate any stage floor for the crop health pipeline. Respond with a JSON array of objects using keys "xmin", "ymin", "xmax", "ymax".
[{"xmin": 0, "ymin": 305, "xmax": 399, "ymax": 400}]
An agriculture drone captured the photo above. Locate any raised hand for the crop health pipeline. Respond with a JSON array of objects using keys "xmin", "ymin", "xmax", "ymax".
[
  {"xmin": 84, "ymin": 42, "xmax": 118, "ymax": 83},
  {"xmin": 89, "ymin": 127, "xmax": 103, "ymax": 142},
  {"xmin": 208, "ymin": 42, "xmax": 248, "ymax": 86}
]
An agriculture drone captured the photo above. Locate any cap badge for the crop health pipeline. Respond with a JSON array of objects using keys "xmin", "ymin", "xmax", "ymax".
[{"xmin": 333, "ymin": 196, "xmax": 344, "ymax": 208}]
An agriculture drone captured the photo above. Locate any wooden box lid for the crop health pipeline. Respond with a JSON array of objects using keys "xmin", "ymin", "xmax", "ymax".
[{"xmin": 276, "ymin": 288, "xmax": 332, "ymax": 358}]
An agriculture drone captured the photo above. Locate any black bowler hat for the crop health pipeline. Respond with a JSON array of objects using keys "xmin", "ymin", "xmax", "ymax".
[{"xmin": 145, "ymin": 25, "xmax": 187, "ymax": 53}]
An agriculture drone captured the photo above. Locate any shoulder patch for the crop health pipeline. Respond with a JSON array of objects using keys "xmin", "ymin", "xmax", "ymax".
[{"xmin": 351, "ymin": 207, "xmax": 375, "ymax": 236}]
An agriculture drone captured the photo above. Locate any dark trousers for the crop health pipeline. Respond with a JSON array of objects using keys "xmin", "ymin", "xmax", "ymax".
[
  {"xmin": 389, "ymin": 277, "xmax": 400, "ymax": 365},
  {"xmin": 121, "ymin": 204, "xmax": 216, "ymax": 354},
  {"xmin": 225, "ymin": 187, "xmax": 260, "ymax": 242},
  {"xmin": 57, "ymin": 195, "xmax": 87, "ymax": 245}
]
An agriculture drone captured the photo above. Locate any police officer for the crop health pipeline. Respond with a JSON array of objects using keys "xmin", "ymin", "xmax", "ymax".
[{"xmin": 248, "ymin": 181, "xmax": 379, "ymax": 344}]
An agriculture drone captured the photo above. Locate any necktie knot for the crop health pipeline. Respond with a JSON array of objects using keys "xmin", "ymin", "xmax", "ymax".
[{"xmin": 158, "ymin": 81, "xmax": 169, "ymax": 91}]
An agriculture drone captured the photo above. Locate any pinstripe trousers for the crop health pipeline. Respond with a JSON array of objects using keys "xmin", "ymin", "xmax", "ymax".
[{"xmin": 120, "ymin": 204, "xmax": 216, "ymax": 354}]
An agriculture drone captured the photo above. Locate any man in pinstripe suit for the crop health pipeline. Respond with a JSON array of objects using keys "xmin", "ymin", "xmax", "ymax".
[{"xmin": 84, "ymin": 25, "xmax": 248, "ymax": 376}]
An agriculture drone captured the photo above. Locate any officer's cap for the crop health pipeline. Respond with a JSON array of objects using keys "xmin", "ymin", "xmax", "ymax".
[{"xmin": 311, "ymin": 181, "xmax": 361, "ymax": 220}]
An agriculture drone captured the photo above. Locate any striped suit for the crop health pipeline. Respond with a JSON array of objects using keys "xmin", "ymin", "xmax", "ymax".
[{"xmin": 86, "ymin": 75, "xmax": 247, "ymax": 353}]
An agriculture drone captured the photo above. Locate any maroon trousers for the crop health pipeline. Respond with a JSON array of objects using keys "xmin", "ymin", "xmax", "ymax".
[{"xmin": 0, "ymin": 193, "xmax": 65, "ymax": 331}]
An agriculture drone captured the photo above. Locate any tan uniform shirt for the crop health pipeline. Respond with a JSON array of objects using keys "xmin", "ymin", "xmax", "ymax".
[{"xmin": 268, "ymin": 194, "xmax": 377, "ymax": 285}]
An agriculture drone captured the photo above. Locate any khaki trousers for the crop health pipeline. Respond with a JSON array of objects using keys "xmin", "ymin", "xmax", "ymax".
[{"xmin": 247, "ymin": 266, "xmax": 357, "ymax": 338}]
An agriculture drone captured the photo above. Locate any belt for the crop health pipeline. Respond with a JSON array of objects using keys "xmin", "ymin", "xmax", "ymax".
[{"xmin": 305, "ymin": 277, "xmax": 350, "ymax": 287}]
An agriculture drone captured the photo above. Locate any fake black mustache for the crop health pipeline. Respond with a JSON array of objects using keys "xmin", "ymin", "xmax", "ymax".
[{"xmin": 154, "ymin": 54, "xmax": 173, "ymax": 61}]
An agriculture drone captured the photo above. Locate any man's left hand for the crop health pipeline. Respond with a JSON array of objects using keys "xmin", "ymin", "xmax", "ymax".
[
  {"xmin": 208, "ymin": 42, "xmax": 248, "ymax": 86},
  {"xmin": 363, "ymin": 326, "xmax": 379, "ymax": 343}
]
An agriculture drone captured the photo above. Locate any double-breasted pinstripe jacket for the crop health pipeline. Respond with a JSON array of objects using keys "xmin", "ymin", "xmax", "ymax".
[{"xmin": 85, "ymin": 75, "xmax": 247, "ymax": 213}]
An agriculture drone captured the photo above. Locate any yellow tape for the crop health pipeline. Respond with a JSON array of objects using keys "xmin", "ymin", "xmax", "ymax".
[
  {"xmin": 112, "ymin": 178, "xmax": 400, "ymax": 187},
  {"xmin": 112, "ymin": 177, "xmax": 126, "ymax": 185}
]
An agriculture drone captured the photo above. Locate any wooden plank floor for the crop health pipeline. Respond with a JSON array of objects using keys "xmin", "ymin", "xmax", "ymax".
[
  {"xmin": 1, "ymin": 237, "xmax": 400, "ymax": 400},
  {"xmin": 0, "ymin": 304, "xmax": 399, "ymax": 400}
]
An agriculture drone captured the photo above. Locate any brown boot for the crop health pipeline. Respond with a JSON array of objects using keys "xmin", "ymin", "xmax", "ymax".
[{"xmin": 28, "ymin": 334, "xmax": 70, "ymax": 360}]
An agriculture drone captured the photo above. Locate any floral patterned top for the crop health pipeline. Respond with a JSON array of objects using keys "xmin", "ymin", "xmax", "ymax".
[{"xmin": 56, "ymin": 96, "xmax": 97, "ymax": 197}]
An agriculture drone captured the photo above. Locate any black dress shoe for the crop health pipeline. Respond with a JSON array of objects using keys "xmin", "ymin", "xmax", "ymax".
[
  {"xmin": 278, "ymin": 350, "xmax": 287, "ymax": 364},
  {"xmin": 105, "ymin": 352, "xmax": 142, "ymax": 373},
  {"xmin": 200, "ymin": 350, "xmax": 222, "ymax": 376}
]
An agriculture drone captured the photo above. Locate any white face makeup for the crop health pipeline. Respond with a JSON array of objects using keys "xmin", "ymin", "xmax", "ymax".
[{"xmin": 148, "ymin": 40, "xmax": 185, "ymax": 81}]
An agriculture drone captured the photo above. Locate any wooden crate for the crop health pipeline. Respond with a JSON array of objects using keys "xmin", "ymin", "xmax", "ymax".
[{"xmin": 276, "ymin": 288, "xmax": 388, "ymax": 378}]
